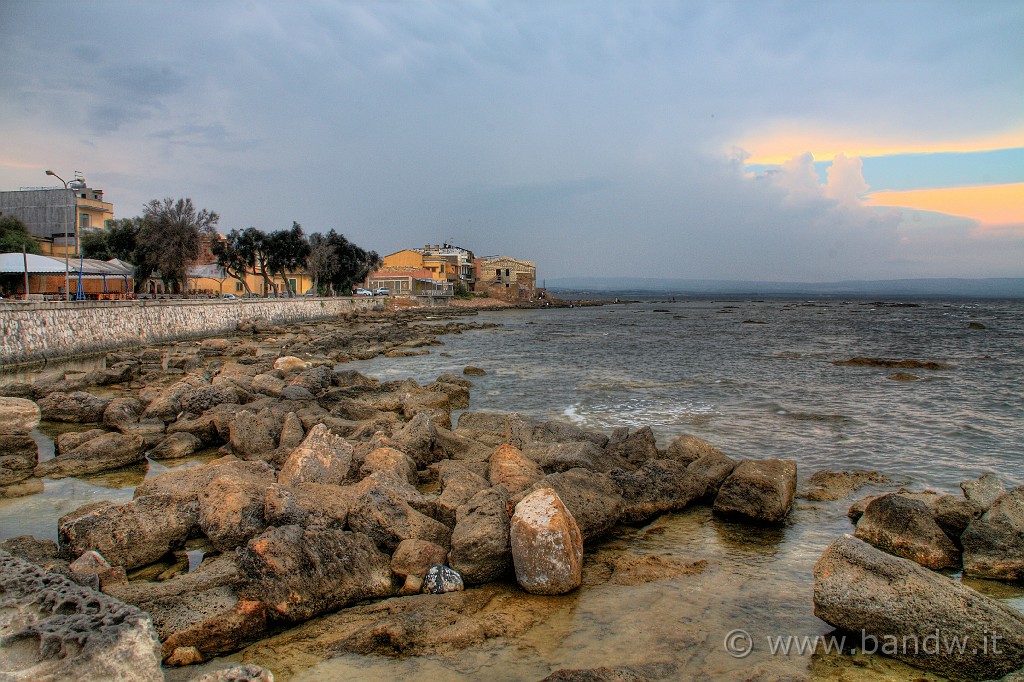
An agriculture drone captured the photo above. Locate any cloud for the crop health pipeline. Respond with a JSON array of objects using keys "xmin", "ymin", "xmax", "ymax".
[
  {"xmin": 825, "ymin": 153, "xmax": 870, "ymax": 207},
  {"xmin": 1, "ymin": 1, "xmax": 1022, "ymax": 281}
]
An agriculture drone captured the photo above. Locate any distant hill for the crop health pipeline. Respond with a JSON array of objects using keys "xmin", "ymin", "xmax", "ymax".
[{"xmin": 545, "ymin": 277, "xmax": 1024, "ymax": 298}]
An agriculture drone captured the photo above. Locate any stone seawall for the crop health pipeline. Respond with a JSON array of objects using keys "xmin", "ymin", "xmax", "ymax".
[{"xmin": 0, "ymin": 297, "xmax": 385, "ymax": 367}]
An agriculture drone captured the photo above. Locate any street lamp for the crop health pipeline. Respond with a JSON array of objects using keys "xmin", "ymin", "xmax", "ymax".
[{"xmin": 45, "ymin": 170, "xmax": 72, "ymax": 301}]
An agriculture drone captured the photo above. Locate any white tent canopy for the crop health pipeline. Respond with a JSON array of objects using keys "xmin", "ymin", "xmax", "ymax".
[
  {"xmin": 0, "ymin": 252, "xmax": 68, "ymax": 273},
  {"xmin": 0, "ymin": 253, "xmax": 135, "ymax": 276}
]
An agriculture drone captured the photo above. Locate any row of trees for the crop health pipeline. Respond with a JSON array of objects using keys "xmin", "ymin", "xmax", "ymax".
[
  {"xmin": 82, "ymin": 197, "xmax": 379, "ymax": 296},
  {"xmin": 212, "ymin": 224, "xmax": 381, "ymax": 297}
]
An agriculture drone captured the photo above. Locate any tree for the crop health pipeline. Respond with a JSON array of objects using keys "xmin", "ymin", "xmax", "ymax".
[
  {"xmin": 235, "ymin": 227, "xmax": 276, "ymax": 296},
  {"xmin": 137, "ymin": 198, "xmax": 219, "ymax": 296},
  {"xmin": 306, "ymin": 232, "xmax": 339, "ymax": 296},
  {"xmin": 80, "ymin": 230, "xmax": 111, "ymax": 260},
  {"xmin": 319, "ymin": 229, "xmax": 380, "ymax": 295},
  {"xmin": 212, "ymin": 228, "xmax": 254, "ymax": 296},
  {"xmin": 267, "ymin": 222, "xmax": 310, "ymax": 296},
  {"xmin": 0, "ymin": 215, "xmax": 41, "ymax": 255}
]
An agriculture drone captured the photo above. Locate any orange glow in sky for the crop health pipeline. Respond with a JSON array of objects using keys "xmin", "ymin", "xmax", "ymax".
[
  {"xmin": 740, "ymin": 127, "xmax": 1024, "ymax": 165},
  {"xmin": 865, "ymin": 182, "xmax": 1024, "ymax": 225}
]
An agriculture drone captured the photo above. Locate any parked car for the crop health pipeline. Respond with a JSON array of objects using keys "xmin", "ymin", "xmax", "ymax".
[
  {"xmin": 354, "ymin": 288, "xmax": 373, "ymax": 296},
  {"xmin": 373, "ymin": 287, "xmax": 390, "ymax": 296},
  {"xmin": 222, "ymin": 293, "xmax": 238, "ymax": 300}
]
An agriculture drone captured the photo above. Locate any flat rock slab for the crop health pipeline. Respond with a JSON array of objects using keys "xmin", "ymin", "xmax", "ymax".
[{"xmin": 0, "ymin": 549, "xmax": 162, "ymax": 682}]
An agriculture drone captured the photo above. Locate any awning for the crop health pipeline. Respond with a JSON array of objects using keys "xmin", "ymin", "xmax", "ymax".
[{"xmin": 0, "ymin": 253, "xmax": 69, "ymax": 274}]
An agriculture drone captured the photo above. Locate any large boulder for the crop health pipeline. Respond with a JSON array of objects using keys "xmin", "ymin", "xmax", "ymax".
[
  {"xmin": 263, "ymin": 482, "xmax": 353, "ymax": 529},
  {"xmin": 521, "ymin": 440, "xmax": 632, "ymax": 474},
  {"xmin": 107, "ymin": 555, "xmax": 267, "ymax": 661},
  {"xmin": 134, "ymin": 456, "xmax": 274, "ymax": 504},
  {"xmin": 198, "ymin": 468, "xmax": 272, "ymax": 552},
  {"xmin": 510, "ymin": 488, "xmax": 583, "ymax": 595},
  {"xmin": 814, "ymin": 535, "xmax": 1024, "ymax": 681},
  {"xmin": 686, "ymin": 451, "xmax": 737, "ymax": 497},
  {"xmin": 228, "ymin": 410, "xmax": 277, "ymax": 461},
  {"xmin": 0, "ymin": 397, "xmax": 40, "ymax": 433},
  {"xmin": 102, "ymin": 397, "xmax": 143, "ymax": 427},
  {"xmin": 611, "ymin": 459, "xmax": 705, "ymax": 523},
  {"xmin": 178, "ymin": 384, "xmax": 241, "ymax": 416},
  {"xmin": 604, "ymin": 426, "xmax": 659, "ymax": 467},
  {"xmin": 58, "ymin": 494, "xmax": 199, "ymax": 570},
  {"xmin": 347, "ymin": 482, "xmax": 452, "ymax": 552},
  {"xmin": 237, "ymin": 525, "xmax": 393, "ymax": 622},
  {"xmin": 662, "ymin": 433, "xmax": 724, "ymax": 465},
  {"xmin": 278, "ymin": 423, "xmax": 353, "ymax": 486},
  {"xmin": 148, "ymin": 431, "xmax": 203, "ymax": 460},
  {"xmin": 0, "ymin": 550, "xmax": 163, "ymax": 682},
  {"xmin": 434, "ymin": 460, "xmax": 491, "ymax": 527},
  {"xmin": 0, "ymin": 435, "xmax": 38, "ymax": 486},
  {"xmin": 390, "ymin": 411, "xmax": 441, "ymax": 468},
  {"xmin": 712, "ymin": 459, "xmax": 797, "ymax": 524},
  {"xmin": 961, "ymin": 486, "xmax": 1024, "ymax": 581},
  {"xmin": 961, "ymin": 473, "xmax": 1007, "ymax": 512},
  {"xmin": 35, "ymin": 431, "xmax": 146, "ymax": 479},
  {"xmin": 37, "ymin": 391, "xmax": 111, "ymax": 423},
  {"xmin": 361, "ymin": 446, "xmax": 417, "ymax": 486},
  {"xmin": 527, "ymin": 468, "xmax": 624, "ymax": 541},
  {"xmin": 854, "ymin": 493, "xmax": 961, "ymax": 570},
  {"xmin": 489, "ymin": 444, "xmax": 544, "ymax": 496},
  {"xmin": 448, "ymin": 488, "xmax": 513, "ymax": 585}
]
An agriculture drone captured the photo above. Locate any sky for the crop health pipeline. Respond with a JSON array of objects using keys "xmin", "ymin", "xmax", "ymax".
[{"xmin": 1, "ymin": 1, "xmax": 1022, "ymax": 282}]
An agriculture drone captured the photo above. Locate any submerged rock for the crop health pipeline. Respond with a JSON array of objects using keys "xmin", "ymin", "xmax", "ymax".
[
  {"xmin": 814, "ymin": 535, "xmax": 1024, "ymax": 681},
  {"xmin": 510, "ymin": 488, "xmax": 583, "ymax": 595},
  {"xmin": 798, "ymin": 470, "xmax": 889, "ymax": 501}
]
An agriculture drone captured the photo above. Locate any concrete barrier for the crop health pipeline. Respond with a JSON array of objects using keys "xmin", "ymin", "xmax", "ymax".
[{"xmin": 0, "ymin": 297, "xmax": 384, "ymax": 367}]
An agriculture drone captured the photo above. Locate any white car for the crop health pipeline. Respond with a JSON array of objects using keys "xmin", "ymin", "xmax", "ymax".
[
  {"xmin": 374, "ymin": 287, "xmax": 390, "ymax": 296},
  {"xmin": 354, "ymin": 288, "xmax": 374, "ymax": 296}
]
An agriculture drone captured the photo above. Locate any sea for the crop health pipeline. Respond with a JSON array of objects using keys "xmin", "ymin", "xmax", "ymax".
[{"xmin": 3, "ymin": 296, "xmax": 1023, "ymax": 681}]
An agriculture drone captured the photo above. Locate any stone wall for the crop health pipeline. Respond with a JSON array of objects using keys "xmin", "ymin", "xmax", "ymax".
[{"xmin": 0, "ymin": 297, "xmax": 384, "ymax": 367}]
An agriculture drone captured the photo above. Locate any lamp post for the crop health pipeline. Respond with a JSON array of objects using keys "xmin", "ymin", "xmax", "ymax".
[{"xmin": 45, "ymin": 170, "xmax": 72, "ymax": 301}]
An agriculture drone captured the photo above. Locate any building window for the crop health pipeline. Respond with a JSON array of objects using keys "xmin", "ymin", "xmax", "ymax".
[
  {"xmin": 80, "ymin": 213, "xmax": 90, "ymax": 228},
  {"xmin": 235, "ymin": 281, "xmax": 243, "ymax": 292},
  {"xmin": 288, "ymin": 278, "xmax": 297, "ymax": 294}
]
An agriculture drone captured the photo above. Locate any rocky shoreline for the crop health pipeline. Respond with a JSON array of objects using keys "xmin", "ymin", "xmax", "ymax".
[{"xmin": 1, "ymin": 307, "xmax": 1022, "ymax": 681}]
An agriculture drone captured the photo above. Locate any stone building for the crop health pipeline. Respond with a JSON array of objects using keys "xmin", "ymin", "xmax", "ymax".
[
  {"xmin": 473, "ymin": 256, "xmax": 538, "ymax": 302},
  {"xmin": 0, "ymin": 175, "xmax": 114, "ymax": 257}
]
